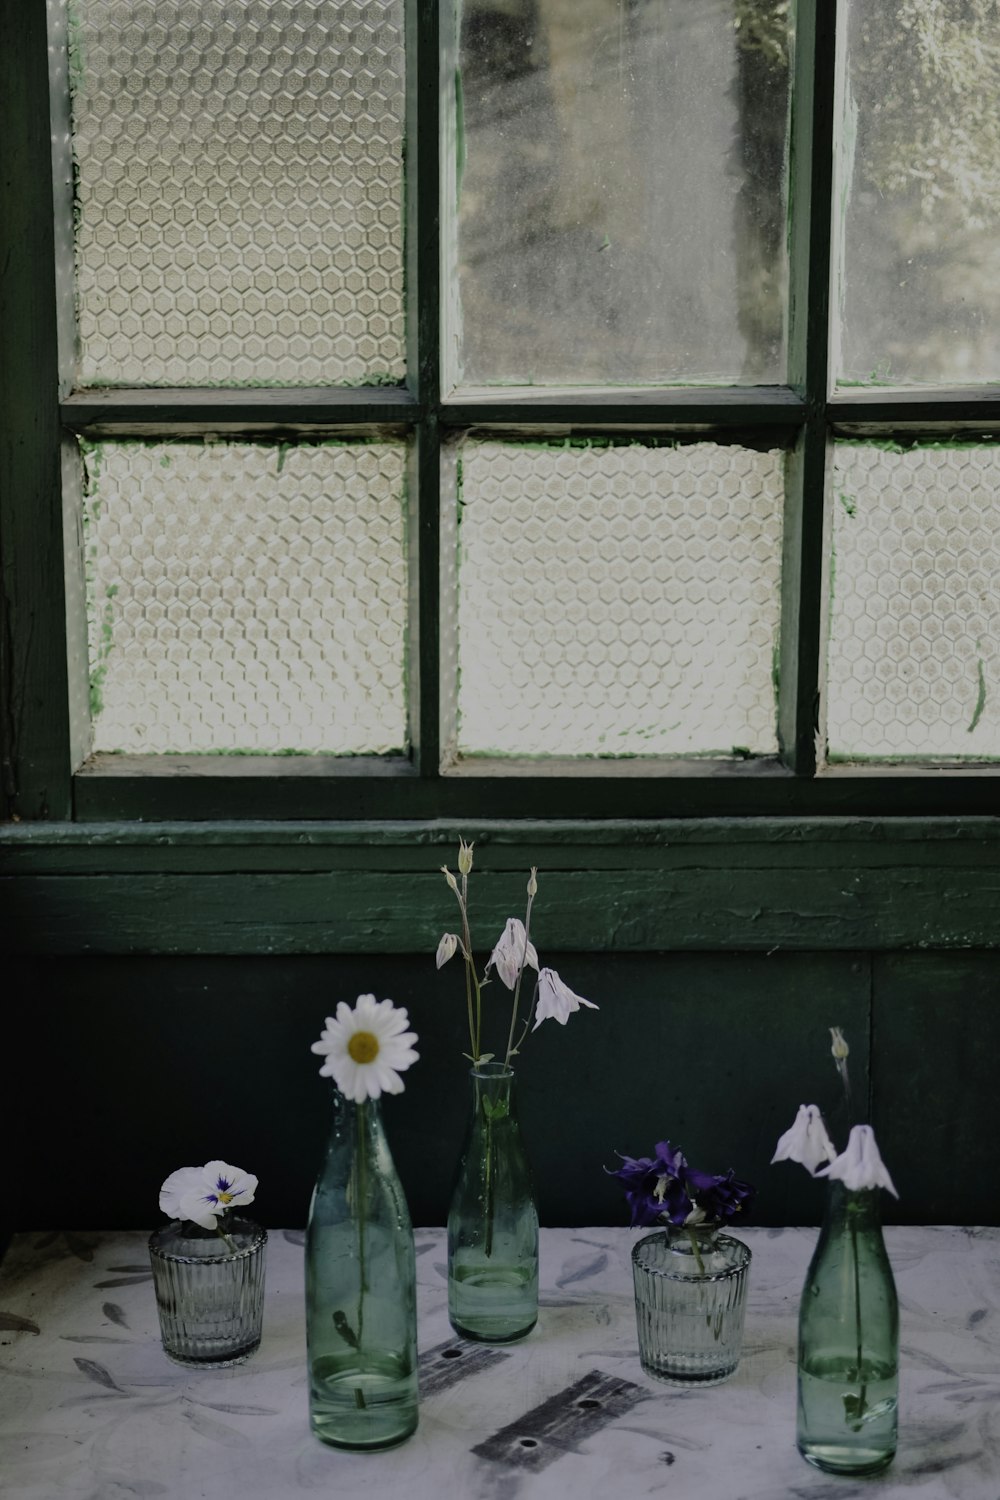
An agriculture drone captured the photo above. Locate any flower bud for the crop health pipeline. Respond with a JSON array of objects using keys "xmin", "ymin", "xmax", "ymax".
[
  {"xmin": 458, "ymin": 838, "xmax": 474, "ymax": 876},
  {"xmin": 436, "ymin": 932, "xmax": 458, "ymax": 969},
  {"xmin": 441, "ymin": 865, "xmax": 459, "ymax": 894},
  {"xmin": 527, "ymin": 866, "xmax": 538, "ymax": 898},
  {"xmin": 829, "ymin": 1026, "xmax": 849, "ymax": 1060}
]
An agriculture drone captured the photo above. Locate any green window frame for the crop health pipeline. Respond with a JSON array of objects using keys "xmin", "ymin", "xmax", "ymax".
[{"xmin": 4, "ymin": 0, "xmax": 1000, "ymax": 833}]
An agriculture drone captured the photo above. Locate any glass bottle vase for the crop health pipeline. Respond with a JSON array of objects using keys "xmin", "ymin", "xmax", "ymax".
[
  {"xmin": 148, "ymin": 1216, "xmax": 267, "ymax": 1368},
  {"xmin": 797, "ymin": 1182, "xmax": 899, "ymax": 1476},
  {"xmin": 631, "ymin": 1222, "xmax": 751, "ymax": 1384},
  {"xmin": 447, "ymin": 1062, "xmax": 539, "ymax": 1343},
  {"xmin": 305, "ymin": 1092, "xmax": 418, "ymax": 1450}
]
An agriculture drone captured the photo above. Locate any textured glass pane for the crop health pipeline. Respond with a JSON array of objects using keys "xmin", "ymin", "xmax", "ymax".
[
  {"xmin": 443, "ymin": 440, "xmax": 784, "ymax": 758},
  {"xmin": 828, "ymin": 444, "xmax": 1000, "ymax": 760},
  {"xmin": 837, "ymin": 0, "xmax": 1000, "ymax": 384},
  {"xmin": 449, "ymin": 0, "xmax": 790, "ymax": 387},
  {"xmin": 69, "ymin": 0, "xmax": 405, "ymax": 386},
  {"xmin": 83, "ymin": 441, "xmax": 408, "ymax": 753}
]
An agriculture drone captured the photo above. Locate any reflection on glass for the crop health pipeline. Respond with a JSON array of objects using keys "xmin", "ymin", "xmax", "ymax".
[
  {"xmin": 449, "ymin": 0, "xmax": 790, "ymax": 387},
  {"xmin": 828, "ymin": 443, "xmax": 1000, "ymax": 760},
  {"xmin": 442, "ymin": 438, "xmax": 785, "ymax": 759},
  {"xmin": 837, "ymin": 0, "xmax": 1000, "ymax": 384}
]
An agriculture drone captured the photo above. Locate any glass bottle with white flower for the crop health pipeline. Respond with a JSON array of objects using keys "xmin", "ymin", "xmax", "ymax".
[
  {"xmin": 148, "ymin": 1159, "xmax": 266, "ymax": 1368},
  {"xmin": 306, "ymin": 994, "xmax": 420, "ymax": 1450},
  {"xmin": 772, "ymin": 1028, "xmax": 899, "ymax": 1477},
  {"xmin": 437, "ymin": 839, "xmax": 598, "ymax": 1342}
]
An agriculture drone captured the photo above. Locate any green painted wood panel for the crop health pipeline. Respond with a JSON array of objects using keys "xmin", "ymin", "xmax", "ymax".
[
  {"xmin": 871, "ymin": 953, "xmax": 1000, "ymax": 1225},
  {"xmin": 4, "ymin": 818, "xmax": 1000, "ymax": 954}
]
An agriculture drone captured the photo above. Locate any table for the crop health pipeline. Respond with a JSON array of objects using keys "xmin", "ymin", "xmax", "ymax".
[{"xmin": 2, "ymin": 1227, "xmax": 999, "ymax": 1498}]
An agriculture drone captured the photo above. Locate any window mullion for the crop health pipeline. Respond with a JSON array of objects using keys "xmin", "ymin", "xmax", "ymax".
[
  {"xmin": 408, "ymin": 0, "xmax": 442, "ymax": 776},
  {"xmin": 0, "ymin": 0, "xmax": 78, "ymax": 821},
  {"xmin": 779, "ymin": 0, "xmax": 838, "ymax": 776}
]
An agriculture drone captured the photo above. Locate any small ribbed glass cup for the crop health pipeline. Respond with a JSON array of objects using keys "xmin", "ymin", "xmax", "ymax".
[
  {"xmin": 631, "ymin": 1224, "xmax": 751, "ymax": 1385},
  {"xmin": 149, "ymin": 1217, "xmax": 267, "ymax": 1368}
]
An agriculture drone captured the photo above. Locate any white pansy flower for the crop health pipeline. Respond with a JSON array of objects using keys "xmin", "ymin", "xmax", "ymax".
[
  {"xmin": 771, "ymin": 1104, "xmax": 837, "ymax": 1176},
  {"xmin": 818, "ymin": 1124, "xmax": 899, "ymax": 1198},
  {"xmin": 311, "ymin": 993, "xmax": 419, "ymax": 1103},
  {"xmin": 436, "ymin": 932, "xmax": 459, "ymax": 969},
  {"xmin": 488, "ymin": 917, "xmax": 539, "ymax": 991},
  {"xmin": 160, "ymin": 1160, "xmax": 258, "ymax": 1230},
  {"xmin": 531, "ymin": 967, "xmax": 599, "ymax": 1029}
]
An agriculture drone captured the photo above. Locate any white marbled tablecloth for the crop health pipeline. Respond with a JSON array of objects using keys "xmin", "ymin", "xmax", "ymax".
[{"xmin": 1, "ymin": 1226, "xmax": 999, "ymax": 1499}]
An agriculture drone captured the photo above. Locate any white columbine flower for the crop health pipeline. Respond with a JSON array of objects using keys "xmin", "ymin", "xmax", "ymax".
[
  {"xmin": 771, "ymin": 1104, "xmax": 837, "ymax": 1176},
  {"xmin": 311, "ymin": 993, "xmax": 419, "ymax": 1103},
  {"xmin": 159, "ymin": 1160, "xmax": 258, "ymax": 1231},
  {"xmin": 531, "ymin": 967, "xmax": 599, "ymax": 1029},
  {"xmin": 818, "ymin": 1124, "xmax": 899, "ymax": 1198},
  {"xmin": 488, "ymin": 917, "xmax": 540, "ymax": 991},
  {"xmin": 436, "ymin": 932, "xmax": 459, "ymax": 969}
]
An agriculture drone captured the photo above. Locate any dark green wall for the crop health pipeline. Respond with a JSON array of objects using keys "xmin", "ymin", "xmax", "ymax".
[{"xmin": 9, "ymin": 949, "xmax": 998, "ymax": 1238}]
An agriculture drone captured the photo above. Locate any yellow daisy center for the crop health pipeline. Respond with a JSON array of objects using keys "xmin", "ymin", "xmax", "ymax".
[{"xmin": 348, "ymin": 1030, "xmax": 380, "ymax": 1065}]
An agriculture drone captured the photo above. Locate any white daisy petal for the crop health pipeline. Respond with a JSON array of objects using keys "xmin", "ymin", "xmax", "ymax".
[{"xmin": 312, "ymin": 994, "xmax": 420, "ymax": 1099}]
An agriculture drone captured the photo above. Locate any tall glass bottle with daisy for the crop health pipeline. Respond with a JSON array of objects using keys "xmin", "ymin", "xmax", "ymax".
[
  {"xmin": 306, "ymin": 994, "xmax": 420, "ymax": 1450},
  {"xmin": 438, "ymin": 841, "xmax": 598, "ymax": 1342}
]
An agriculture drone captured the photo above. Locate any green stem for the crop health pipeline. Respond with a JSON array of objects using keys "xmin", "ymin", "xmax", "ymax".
[
  {"xmin": 684, "ymin": 1226, "xmax": 706, "ymax": 1276},
  {"xmin": 851, "ymin": 1218, "xmax": 867, "ymax": 1419},
  {"xmin": 215, "ymin": 1221, "xmax": 237, "ymax": 1255},
  {"xmin": 483, "ymin": 1100, "xmax": 495, "ymax": 1258},
  {"xmin": 356, "ymin": 1100, "xmax": 368, "ymax": 1347}
]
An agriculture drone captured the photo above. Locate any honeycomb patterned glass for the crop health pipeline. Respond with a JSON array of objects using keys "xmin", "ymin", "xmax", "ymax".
[
  {"xmin": 837, "ymin": 0, "xmax": 1000, "ymax": 383},
  {"xmin": 83, "ymin": 440, "xmax": 408, "ymax": 754},
  {"xmin": 449, "ymin": 0, "xmax": 790, "ymax": 387},
  {"xmin": 828, "ymin": 444, "xmax": 1000, "ymax": 761},
  {"xmin": 442, "ymin": 440, "xmax": 785, "ymax": 759},
  {"xmin": 68, "ymin": 0, "xmax": 405, "ymax": 387}
]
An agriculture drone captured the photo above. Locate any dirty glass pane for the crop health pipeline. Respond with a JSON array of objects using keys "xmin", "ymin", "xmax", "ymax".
[
  {"xmin": 828, "ymin": 444, "xmax": 1000, "ymax": 760},
  {"xmin": 83, "ymin": 441, "xmax": 408, "ymax": 753},
  {"xmin": 448, "ymin": 0, "xmax": 791, "ymax": 388},
  {"xmin": 69, "ymin": 0, "xmax": 405, "ymax": 387},
  {"xmin": 442, "ymin": 439, "xmax": 784, "ymax": 758},
  {"xmin": 837, "ymin": 0, "xmax": 1000, "ymax": 384}
]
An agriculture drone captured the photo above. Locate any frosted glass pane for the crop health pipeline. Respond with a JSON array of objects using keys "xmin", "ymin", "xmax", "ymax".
[
  {"xmin": 83, "ymin": 441, "xmax": 408, "ymax": 753},
  {"xmin": 443, "ymin": 440, "xmax": 784, "ymax": 758},
  {"xmin": 449, "ymin": 0, "xmax": 790, "ymax": 387},
  {"xmin": 828, "ymin": 445, "xmax": 1000, "ymax": 760},
  {"xmin": 69, "ymin": 0, "xmax": 405, "ymax": 386},
  {"xmin": 837, "ymin": 0, "xmax": 1000, "ymax": 384}
]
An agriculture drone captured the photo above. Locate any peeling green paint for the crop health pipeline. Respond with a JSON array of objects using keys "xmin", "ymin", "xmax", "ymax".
[{"xmin": 968, "ymin": 655, "xmax": 987, "ymax": 734}]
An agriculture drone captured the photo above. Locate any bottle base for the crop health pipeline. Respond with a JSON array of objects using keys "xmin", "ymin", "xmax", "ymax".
[
  {"xmin": 799, "ymin": 1442, "xmax": 896, "ymax": 1476},
  {"xmin": 449, "ymin": 1315, "xmax": 537, "ymax": 1345},
  {"xmin": 309, "ymin": 1353, "xmax": 418, "ymax": 1450}
]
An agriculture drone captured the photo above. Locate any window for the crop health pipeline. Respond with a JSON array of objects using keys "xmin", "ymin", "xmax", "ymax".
[{"xmin": 3, "ymin": 0, "xmax": 1000, "ymax": 826}]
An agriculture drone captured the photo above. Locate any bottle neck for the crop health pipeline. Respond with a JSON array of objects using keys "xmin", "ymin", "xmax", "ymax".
[
  {"xmin": 332, "ymin": 1090, "xmax": 385, "ymax": 1144},
  {"xmin": 469, "ymin": 1061, "xmax": 516, "ymax": 1108},
  {"xmin": 823, "ymin": 1180, "xmax": 883, "ymax": 1232}
]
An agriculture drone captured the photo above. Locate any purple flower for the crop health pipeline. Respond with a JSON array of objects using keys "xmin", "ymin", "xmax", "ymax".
[
  {"xmin": 609, "ymin": 1140, "xmax": 694, "ymax": 1228},
  {"xmin": 610, "ymin": 1138, "xmax": 755, "ymax": 1229},
  {"xmin": 684, "ymin": 1165, "xmax": 756, "ymax": 1224}
]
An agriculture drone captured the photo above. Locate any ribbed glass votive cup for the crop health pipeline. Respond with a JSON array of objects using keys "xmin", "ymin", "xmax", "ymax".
[
  {"xmin": 631, "ymin": 1225, "xmax": 751, "ymax": 1385},
  {"xmin": 149, "ymin": 1217, "xmax": 267, "ymax": 1368}
]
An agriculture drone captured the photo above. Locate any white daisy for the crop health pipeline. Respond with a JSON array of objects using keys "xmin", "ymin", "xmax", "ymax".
[{"xmin": 311, "ymin": 993, "xmax": 419, "ymax": 1103}]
